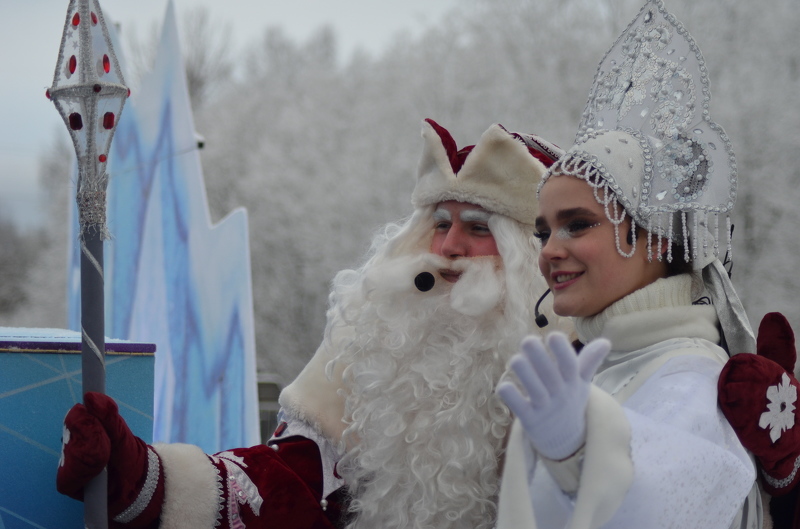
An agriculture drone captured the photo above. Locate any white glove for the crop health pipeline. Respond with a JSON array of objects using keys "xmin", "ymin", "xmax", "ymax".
[{"xmin": 497, "ymin": 332, "xmax": 611, "ymax": 460}]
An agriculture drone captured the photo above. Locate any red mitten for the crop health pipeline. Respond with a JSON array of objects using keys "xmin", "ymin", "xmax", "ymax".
[
  {"xmin": 57, "ymin": 395, "xmax": 112, "ymax": 499},
  {"xmin": 757, "ymin": 313, "xmax": 797, "ymax": 373},
  {"xmin": 57, "ymin": 392, "xmax": 164, "ymax": 527},
  {"xmin": 718, "ymin": 312, "xmax": 800, "ymax": 496}
]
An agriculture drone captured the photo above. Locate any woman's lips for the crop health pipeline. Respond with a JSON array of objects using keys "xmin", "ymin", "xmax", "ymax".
[{"xmin": 551, "ymin": 271, "xmax": 583, "ymax": 290}]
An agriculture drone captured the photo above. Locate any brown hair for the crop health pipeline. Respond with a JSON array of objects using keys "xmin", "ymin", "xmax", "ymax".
[{"xmin": 628, "ymin": 225, "xmax": 693, "ymax": 277}]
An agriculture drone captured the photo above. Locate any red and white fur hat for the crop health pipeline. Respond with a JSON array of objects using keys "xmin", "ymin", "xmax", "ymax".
[{"xmin": 412, "ymin": 118, "xmax": 563, "ymax": 225}]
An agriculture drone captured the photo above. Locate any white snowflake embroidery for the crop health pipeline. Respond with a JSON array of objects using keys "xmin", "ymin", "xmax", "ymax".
[
  {"xmin": 758, "ymin": 373, "xmax": 797, "ymax": 443},
  {"xmin": 59, "ymin": 424, "xmax": 71, "ymax": 467}
]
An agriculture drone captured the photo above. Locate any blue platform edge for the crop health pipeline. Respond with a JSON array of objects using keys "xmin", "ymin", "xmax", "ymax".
[{"xmin": 0, "ymin": 327, "xmax": 155, "ymax": 528}]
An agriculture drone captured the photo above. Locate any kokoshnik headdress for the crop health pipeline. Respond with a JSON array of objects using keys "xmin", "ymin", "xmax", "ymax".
[
  {"xmin": 541, "ymin": 0, "xmax": 735, "ymax": 265},
  {"xmin": 540, "ymin": 0, "xmax": 755, "ymax": 355}
]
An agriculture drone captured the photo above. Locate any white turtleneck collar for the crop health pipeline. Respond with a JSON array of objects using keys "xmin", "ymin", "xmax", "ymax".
[
  {"xmin": 571, "ymin": 274, "xmax": 724, "ymax": 401},
  {"xmin": 573, "ymin": 274, "xmax": 719, "ymax": 353},
  {"xmin": 574, "ymin": 275, "xmax": 693, "ymax": 343}
]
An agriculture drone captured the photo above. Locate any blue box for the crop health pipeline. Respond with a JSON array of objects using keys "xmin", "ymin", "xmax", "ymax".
[{"xmin": 0, "ymin": 328, "xmax": 155, "ymax": 528}]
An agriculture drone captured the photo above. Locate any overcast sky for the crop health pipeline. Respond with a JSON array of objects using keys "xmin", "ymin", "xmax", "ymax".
[{"xmin": 1, "ymin": 0, "xmax": 460, "ymax": 230}]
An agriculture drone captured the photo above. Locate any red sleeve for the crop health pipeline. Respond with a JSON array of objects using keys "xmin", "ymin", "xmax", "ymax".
[{"xmin": 213, "ymin": 437, "xmax": 347, "ymax": 528}]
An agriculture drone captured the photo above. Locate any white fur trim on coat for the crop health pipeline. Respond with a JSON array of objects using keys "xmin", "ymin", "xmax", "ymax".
[
  {"xmin": 278, "ymin": 326, "xmax": 353, "ymax": 444},
  {"xmin": 152, "ymin": 443, "xmax": 221, "ymax": 529}
]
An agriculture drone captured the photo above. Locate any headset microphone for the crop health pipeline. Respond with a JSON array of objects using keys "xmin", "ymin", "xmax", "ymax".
[
  {"xmin": 414, "ymin": 272, "xmax": 435, "ymax": 292},
  {"xmin": 534, "ymin": 289, "xmax": 551, "ymax": 328}
]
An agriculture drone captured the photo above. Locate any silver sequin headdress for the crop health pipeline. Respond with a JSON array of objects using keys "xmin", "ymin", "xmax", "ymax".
[
  {"xmin": 540, "ymin": 0, "xmax": 755, "ymax": 355},
  {"xmin": 541, "ymin": 0, "xmax": 735, "ymax": 268}
]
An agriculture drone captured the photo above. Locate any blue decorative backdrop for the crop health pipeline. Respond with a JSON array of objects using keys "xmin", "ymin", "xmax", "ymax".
[{"xmin": 0, "ymin": 330, "xmax": 154, "ymax": 529}]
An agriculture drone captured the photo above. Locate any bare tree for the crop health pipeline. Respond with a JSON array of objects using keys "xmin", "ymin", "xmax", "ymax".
[
  {"xmin": 0, "ymin": 131, "xmax": 71, "ymax": 327},
  {"xmin": 124, "ymin": 6, "xmax": 234, "ymax": 111},
  {"xmin": 181, "ymin": 8, "xmax": 234, "ymax": 110},
  {"xmin": 0, "ymin": 217, "xmax": 36, "ymax": 315}
]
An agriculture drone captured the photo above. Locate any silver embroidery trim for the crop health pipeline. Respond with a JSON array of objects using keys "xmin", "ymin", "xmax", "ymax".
[
  {"xmin": 761, "ymin": 454, "xmax": 800, "ymax": 490},
  {"xmin": 220, "ymin": 457, "xmax": 264, "ymax": 516},
  {"xmin": 209, "ymin": 456, "xmax": 224, "ymax": 528},
  {"xmin": 113, "ymin": 447, "xmax": 160, "ymax": 523}
]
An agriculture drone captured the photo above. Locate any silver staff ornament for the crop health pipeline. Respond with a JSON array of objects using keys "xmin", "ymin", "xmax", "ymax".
[{"xmin": 48, "ymin": 0, "xmax": 128, "ymax": 527}]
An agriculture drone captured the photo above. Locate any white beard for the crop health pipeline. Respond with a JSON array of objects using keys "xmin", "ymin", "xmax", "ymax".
[{"xmin": 328, "ymin": 253, "xmax": 524, "ymax": 529}]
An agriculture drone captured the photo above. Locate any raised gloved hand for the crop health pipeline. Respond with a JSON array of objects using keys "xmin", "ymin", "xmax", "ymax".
[
  {"xmin": 497, "ymin": 332, "xmax": 611, "ymax": 460},
  {"xmin": 57, "ymin": 392, "xmax": 162, "ymax": 527}
]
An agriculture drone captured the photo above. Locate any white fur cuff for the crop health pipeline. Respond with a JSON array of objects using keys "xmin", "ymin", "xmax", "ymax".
[
  {"xmin": 571, "ymin": 386, "xmax": 633, "ymax": 529},
  {"xmin": 152, "ymin": 443, "xmax": 221, "ymax": 528}
]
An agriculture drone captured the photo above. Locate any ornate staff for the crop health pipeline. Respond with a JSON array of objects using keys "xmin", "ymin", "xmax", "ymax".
[{"xmin": 48, "ymin": 0, "xmax": 128, "ymax": 526}]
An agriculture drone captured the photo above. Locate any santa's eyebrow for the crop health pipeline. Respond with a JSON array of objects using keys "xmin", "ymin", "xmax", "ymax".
[
  {"xmin": 460, "ymin": 209, "xmax": 491, "ymax": 223},
  {"xmin": 433, "ymin": 208, "xmax": 452, "ymax": 222}
]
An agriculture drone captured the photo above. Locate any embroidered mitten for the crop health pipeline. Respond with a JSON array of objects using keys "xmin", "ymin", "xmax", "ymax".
[
  {"xmin": 497, "ymin": 332, "xmax": 610, "ymax": 460},
  {"xmin": 718, "ymin": 312, "xmax": 800, "ymax": 497},
  {"xmin": 57, "ymin": 392, "xmax": 163, "ymax": 527}
]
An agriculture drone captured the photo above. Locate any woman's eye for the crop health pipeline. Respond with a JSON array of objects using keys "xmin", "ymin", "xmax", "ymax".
[
  {"xmin": 533, "ymin": 231, "xmax": 551, "ymax": 244},
  {"xmin": 567, "ymin": 220, "xmax": 596, "ymax": 233},
  {"xmin": 557, "ymin": 219, "xmax": 600, "ymax": 239}
]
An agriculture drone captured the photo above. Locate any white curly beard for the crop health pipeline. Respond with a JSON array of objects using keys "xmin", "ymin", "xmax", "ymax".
[{"xmin": 328, "ymin": 253, "xmax": 526, "ymax": 529}]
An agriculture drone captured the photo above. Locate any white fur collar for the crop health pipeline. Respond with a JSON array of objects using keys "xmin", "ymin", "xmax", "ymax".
[{"xmin": 278, "ymin": 325, "xmax": 352, "ymax": 444}]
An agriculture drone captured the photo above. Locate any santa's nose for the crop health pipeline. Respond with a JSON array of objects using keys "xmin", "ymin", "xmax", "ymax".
[{"xmin": 438, "ymin": 229, "xmax": 468, "ymax": 258}]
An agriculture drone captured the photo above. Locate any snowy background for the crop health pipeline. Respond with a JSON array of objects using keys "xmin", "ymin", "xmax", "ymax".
[{"xmin": 2, "ymin": 0, "xmax": 799, "ymax": 385}]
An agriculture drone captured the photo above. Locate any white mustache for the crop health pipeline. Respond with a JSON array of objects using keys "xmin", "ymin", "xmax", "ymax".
[
  {"xmin": 363, "ymin": 253, "xmax": 504, "ymax": 317},
  {"xmin": 449, "ymin": 257, "xmax": 503, "ymax": 316}
]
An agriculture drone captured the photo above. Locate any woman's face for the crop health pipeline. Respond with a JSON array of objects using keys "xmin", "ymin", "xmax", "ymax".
[{"xmin": 535, "ymin": 175, "xmax": 666, "ymax": 318}]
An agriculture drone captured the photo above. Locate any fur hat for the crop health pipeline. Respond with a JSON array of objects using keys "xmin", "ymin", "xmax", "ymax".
[{"xmin": 412, "ymin": 119, "xmax": 562, "ymax": 226}]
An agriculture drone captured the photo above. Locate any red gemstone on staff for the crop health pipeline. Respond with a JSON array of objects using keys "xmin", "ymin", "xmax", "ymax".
[
  {"xmin": 103, "ymin": 55, "xmax": 110, "ymax": 73},
  {"xmin": 103, "ymin": 112, "xmax": 115, "ymax": 130},
  {"xmin": 69, "ymin": 113, "xmax": 83, "ymax": 130},
  {"xmin": 72, "ymin": 13, "xmax": 80, "ymax": 26},
  {"xmin": 91, "ymin": 12, "xmax": 98, "ymax": 25},
  {"xmin": 69, "ymin": 56, "xmax": 77, "ymax": 74},
  {"xmin": 93, "ymin": 84, "xmax": 102, "ymax": 93},
  {"xmin": 99, "ymin": 154, "xmax": 107, "ymax": 163},
  {"xmin": 45, "ymin": 89, "xmax": 51, "ymax": 99}
]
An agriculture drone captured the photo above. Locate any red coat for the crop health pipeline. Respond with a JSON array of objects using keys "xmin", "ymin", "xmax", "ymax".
[{"xmin": 123, "ymin": 435, "xmax": 348, "ymax": 528}]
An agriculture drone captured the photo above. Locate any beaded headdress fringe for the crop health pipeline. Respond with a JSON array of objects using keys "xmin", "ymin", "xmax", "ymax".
[{"xmin": 548, "ymin": 150, "xmax": 733, "ymax": 265}]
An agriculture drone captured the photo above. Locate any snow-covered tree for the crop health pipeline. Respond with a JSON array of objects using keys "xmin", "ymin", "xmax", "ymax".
[{"xmin": 15, "ymin": 0, "xmax": 800, "ymax": 382}]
